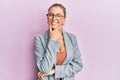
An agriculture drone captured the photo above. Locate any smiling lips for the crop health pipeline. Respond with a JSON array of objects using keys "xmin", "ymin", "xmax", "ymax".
[
  {"xmin": 51, "ymin": 22, "xmax": 58, "ymax": 30},
  {"xmin": 51, "ymin": 21, "xmax": 58, "ymax": 25}
]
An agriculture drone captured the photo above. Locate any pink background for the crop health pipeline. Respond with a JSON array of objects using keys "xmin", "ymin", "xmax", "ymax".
[{"xmin": 0, "ymin": 0, "xmax": 120, "ymax": 80}]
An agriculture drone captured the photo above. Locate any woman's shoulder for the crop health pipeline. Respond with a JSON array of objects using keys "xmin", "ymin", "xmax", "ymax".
[
  {"xmin": 63, "ymin": 30, "xmax": 76, "ymax": 39},
  {"xmin": 34, "ymin": 30, "xmax": 49, "ymax": 40},
  {"xmin": 63, "ymin": 30, "xmax": 78, "ymax": 46}
]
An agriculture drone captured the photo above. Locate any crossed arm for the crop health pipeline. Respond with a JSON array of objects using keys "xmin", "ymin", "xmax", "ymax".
[
  {"xmin": 38, "ymin": 69, "xmax": 55, "ymax": 80},
  {"xmin": 34, "ymin": 35, "xmax": 83, "ymax": 79}
]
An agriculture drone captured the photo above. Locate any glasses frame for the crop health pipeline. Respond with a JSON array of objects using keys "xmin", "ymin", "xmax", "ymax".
[{"xmin": 46, "ymin": 13, "xmax": 64, "ymax": 20}]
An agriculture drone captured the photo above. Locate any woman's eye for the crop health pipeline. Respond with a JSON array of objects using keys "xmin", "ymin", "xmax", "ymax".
[
  {"xmin": 56, "ymin": 15, "xmax": 62, "ymax": 17},
  {"xmin": 49, "ymin": 14, "xmax": 53, "ymax": 16}
]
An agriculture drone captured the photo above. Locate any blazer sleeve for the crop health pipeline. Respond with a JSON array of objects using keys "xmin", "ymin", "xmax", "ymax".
[
  {"xmin": 34, "ymin": 36, "xmax": 60, "ymax": 73},
  {"xmin": 55, "ymin": 36, "xmax": 83, "ymax": 78}
]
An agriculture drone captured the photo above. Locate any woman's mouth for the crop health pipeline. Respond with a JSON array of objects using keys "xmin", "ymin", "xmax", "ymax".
[{"xmin": 51, "ymin": 22, "xmax": 58, "ymax": 25}]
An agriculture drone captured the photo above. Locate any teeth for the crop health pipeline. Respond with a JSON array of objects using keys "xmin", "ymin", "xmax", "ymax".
[{"xmin": 52, "ymin": 22, "xmax": 57, "ymax": 24}]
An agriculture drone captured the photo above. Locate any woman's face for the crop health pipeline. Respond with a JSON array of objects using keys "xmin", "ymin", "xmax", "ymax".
[{"xmin": 47, "ymin": 6, "xmax": 65, "ymax": 30}]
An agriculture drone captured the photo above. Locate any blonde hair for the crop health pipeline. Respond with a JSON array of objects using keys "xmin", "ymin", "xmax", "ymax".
[{"xmin": 48, "ymin": 3, "xmax": 66, "ymax": 18}]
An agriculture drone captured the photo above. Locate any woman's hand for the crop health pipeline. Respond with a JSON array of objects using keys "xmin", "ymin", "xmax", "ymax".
[
  {"xmin": 49, "ymin": 25, "xmax": 62, "ymax": 41},
  {"xmin": 47, "ymin": 69, "xmax": 55, "ymax": 75},
  {"xmin": 38, "ymin": 69, "xmax": 55, "ymax": 80},
  {"xmin": 38, "ymin": 71, "xmax": 44, "ymax": 80}
]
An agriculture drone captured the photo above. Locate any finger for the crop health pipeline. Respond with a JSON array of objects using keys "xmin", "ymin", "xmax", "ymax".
[
  {"xmin": 56, "ymin": 26, "xmax": 62, "ymax": 31},
  {"xmin": 40, "ymin": 75, "xmax": 44, "ymax": 80},
  {"xmin": 40, "ymin": 72, "xmax": 44, "ymax": 76},
  {"xmin": 38, "ymin": 72, "xmax": 44, "ymax": 77},
  {"xmin": 49, "ymin": 25, "xmax": 52, "ymax": 32},
  {"xmin": 39, "ymin": 74, "xmax": 44, "ymax": 80},
  {"xmin": 38, "ymin": 72, "xmax": 41, "ymax": 77},
  {"xmin": 48, "ymin": 21, "xmax": 52, "ymax": 32},
  {"xmin": 41, "ymin": 75, "xmax": 44, "ymax": 80}
]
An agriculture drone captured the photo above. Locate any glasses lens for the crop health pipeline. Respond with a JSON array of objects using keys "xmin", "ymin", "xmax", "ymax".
[
  {"xmin": 47, "ymin": 13, "xmax": 63, "ymax": 19},
  {"xmin": 56, "ymin": 14, "xmax": 63, "ymax": 19},
  {"xmin": 47, "ymin": 13, "xmax": 54, "ymax": 17}
]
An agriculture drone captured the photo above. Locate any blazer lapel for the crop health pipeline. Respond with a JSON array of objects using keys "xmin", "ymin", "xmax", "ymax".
[
  {"xmin": 62, "ymin": 30, "xmax": 73, "ymax": 65},
  {"xmin": 44, "ymin": 29, "xmax": 49, "ymax": 40}
]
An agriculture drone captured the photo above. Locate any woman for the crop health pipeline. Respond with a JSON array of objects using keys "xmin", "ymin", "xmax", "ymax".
[{"xmin": 34, "ymin": 3, "xmax": 83, "ymax": 80}]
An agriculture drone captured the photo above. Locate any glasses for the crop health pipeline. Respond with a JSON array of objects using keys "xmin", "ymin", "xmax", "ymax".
[{"xmin": 46, "ymin": 13, "xmax": 64, "ymax": 20}]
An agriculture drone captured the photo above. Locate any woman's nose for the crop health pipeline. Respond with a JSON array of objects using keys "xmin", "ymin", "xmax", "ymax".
[{"xmin": 52, "ymin": 15, "xmax": 57, "ymax": 20}]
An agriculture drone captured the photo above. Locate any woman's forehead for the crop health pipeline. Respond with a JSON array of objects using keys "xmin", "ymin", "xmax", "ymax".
[{"xmin": 48, "ymin": 7, "xmax": 64, "ymax": 14}]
